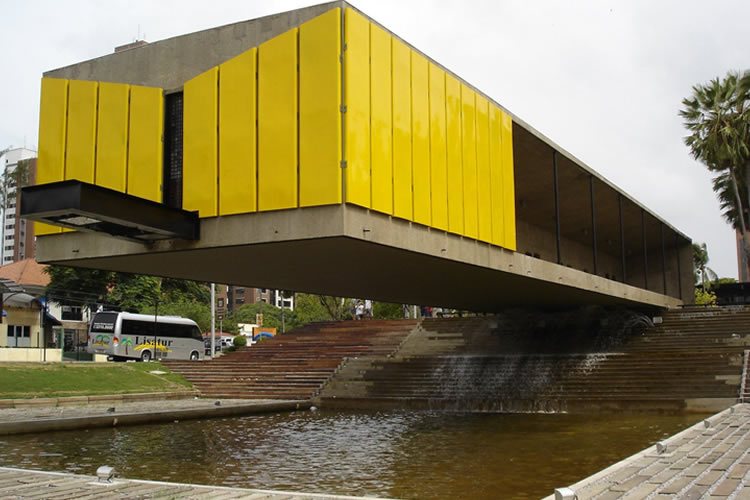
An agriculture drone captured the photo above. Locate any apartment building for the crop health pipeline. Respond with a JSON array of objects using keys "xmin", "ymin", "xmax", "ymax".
[
  {"xmin": 1, "ymin": 148, "xmax": 37, "ymax": 264},
  {"xmin": 217, "ymin": 285, "xmax": 295, "ymax": 314}
]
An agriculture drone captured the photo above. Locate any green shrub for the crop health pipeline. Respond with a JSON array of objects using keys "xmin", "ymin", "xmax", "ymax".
[
  {"xmin": 695, "ymin": 288, "xmax": 717, "ymax": 306},
  {"xmin": 233, "ymin": 335, "xmax": 247, "ymax": 348}
]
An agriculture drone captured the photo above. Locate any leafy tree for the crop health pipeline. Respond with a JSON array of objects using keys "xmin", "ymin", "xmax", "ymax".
[
  {"xmin": 681, "ymin": 71, "xmax": 750, "ymax": 275},
  {"xmin": 233, "ymin": 301, "xmax": 284, "ymax": 331},
  {"xmin": 293, "ymin": 293, "xmax": 343, "ymax": 324},
  {"xmin": 44, "ymin": 265, "xmax": 114, "ymax": 310},
  {"xmin": 45, "ymin": 265, "xmax": 212, "ymax": 320},
  {"xmin": 140, "ymin": 300, "xmax": 212, "ymax": 333},
  {"xmin": 373, "ymin": 301, "xmax": 404, "ymax": 319},
  {"xmin": 692, "ymin": 242, "xmax": 719, "ymax": 290},
  {"xmin": 161, "ymin": 278, "xmax": 210, "ymax": 303},
  {"xmin": 107, "ymin": 273, "xmax": 161, "ymax": 312},
  {"xmin": 315, "ymin": 295, "xmax": 354, "ymax": 321},
  {"xmin": 1, "ymin": 157, "xmax": 32, "ymax": 209}
]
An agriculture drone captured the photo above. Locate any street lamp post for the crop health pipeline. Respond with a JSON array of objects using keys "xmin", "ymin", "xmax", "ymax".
[
  {"xmin": 152, "ymin": 294, "xmax": 158, "ymax": 362},
  {"xmin": 210, "ymin": 283, "xmax": 216, "ymax": 359}
]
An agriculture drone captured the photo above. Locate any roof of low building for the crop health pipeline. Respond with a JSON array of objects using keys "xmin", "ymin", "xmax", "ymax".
[{"xmin": 0, "ymin": 259, "xmax": 49, "ymax": 288}]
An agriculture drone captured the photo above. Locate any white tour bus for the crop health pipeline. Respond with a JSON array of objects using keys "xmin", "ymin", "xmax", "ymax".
[{"xmin": 87, "ymin": 311, "xmax": 204, "ymax": 361}]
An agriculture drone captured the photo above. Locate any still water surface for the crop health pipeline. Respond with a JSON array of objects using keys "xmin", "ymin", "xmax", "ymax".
[{"xmin": 0, "ymin": 409, "xmax": 706, "ymax": 499}]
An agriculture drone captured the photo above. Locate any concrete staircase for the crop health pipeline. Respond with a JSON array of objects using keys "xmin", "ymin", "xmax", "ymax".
[
  {"xmin": 163, "ymin": 320, "xmax": 418, "ymax": 400},
  {"xmin": 319, "ymin": 307, "xmax": 750, "ymax": 413}
]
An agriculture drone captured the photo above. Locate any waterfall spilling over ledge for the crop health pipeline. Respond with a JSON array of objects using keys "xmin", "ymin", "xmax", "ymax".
[{"xmin": 320, "ymin": 306, "xmax": 746, "ymax": 414}]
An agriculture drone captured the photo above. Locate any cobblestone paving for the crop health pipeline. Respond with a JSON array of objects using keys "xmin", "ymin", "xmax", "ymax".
[
  {"xmin": 0, "ymin": 466, "xmax": 394, "ymax": 499},
  {"xmin": 554, "ymin": 404, "xmax": 750, "ymax": 499}
]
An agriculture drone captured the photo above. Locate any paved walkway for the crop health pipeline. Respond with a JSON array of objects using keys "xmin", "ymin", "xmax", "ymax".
[
  {"xmin": 0, "ymin": 466, "xmax": 396, "ymax": 499},
  {"xmin": 545, "ymin": 404, "xmax": 750, "ymax": 499}
]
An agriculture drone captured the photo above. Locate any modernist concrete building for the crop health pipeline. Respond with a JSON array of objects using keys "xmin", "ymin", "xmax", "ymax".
[{"xmin": 22, "ymin": 2, "xmax": 693, "ymax": 311}]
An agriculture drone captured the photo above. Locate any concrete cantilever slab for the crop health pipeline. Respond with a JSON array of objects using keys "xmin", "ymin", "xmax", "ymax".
[{"xmin": 37, "ymin": 204, "xmax": 681, "ymax": 310}]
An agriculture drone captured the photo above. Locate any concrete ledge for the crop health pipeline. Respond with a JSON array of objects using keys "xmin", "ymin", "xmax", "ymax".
[
  {"xmin": 0, "ymin": 348, "xmax": 62, "ymax": 362},
  {"xmin": 319, "ymin": 396, "xmax": 736, "ymax": 414},
  {"xmin": 0, "ymin": 399, "xmax": 310, "ymax": 435},
  {"xmin": 0, "ymin": 391, "xmax": 199, "ymax": 409}
]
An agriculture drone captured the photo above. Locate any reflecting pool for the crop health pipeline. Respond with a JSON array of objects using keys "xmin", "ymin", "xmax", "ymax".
[{"xmin": 0, "ymin": 409, "xmax": 707, "ymax": 499}]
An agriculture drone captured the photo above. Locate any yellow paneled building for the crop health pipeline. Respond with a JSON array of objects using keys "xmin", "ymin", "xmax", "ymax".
[
  {"xmin": 26, "ymin": 3, "xmax": 693, "ymax": 310},
  {"xmin": 35, "ymin": 7, "xmax": 516, "ymax": 251}
]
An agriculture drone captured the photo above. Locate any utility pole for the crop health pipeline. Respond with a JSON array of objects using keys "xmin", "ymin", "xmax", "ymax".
[{"xmin": 210, "ymin": 283, "xmax": 216, "ymax": 359}]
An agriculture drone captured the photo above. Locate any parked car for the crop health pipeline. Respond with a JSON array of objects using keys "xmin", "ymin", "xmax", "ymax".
[{"xmin": 203, "ymin": 339, "xmax": 221, "ymax": 356}]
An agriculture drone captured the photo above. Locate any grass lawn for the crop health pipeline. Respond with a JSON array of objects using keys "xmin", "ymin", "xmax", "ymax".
[{"xmin": 0, "ymin": 362, "xmax": 193, "ymax": 399}]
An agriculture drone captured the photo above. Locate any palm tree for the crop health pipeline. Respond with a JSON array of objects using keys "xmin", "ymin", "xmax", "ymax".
[
  {"xmin": 680, "ymin": 71, "xmax": 750, "ymax": 278},
  {"xmin": 692, "ymin": 242, "xmax": 719, "ymax": 290}
]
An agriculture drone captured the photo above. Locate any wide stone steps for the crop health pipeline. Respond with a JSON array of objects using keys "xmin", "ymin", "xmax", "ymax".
[
  {"xmin": 163, "ymin": 319, "xmax": 417, "ymax": 399},
  {"xmin": 320, "ymin": 307, "xmax": 750, "ymax": 411}
]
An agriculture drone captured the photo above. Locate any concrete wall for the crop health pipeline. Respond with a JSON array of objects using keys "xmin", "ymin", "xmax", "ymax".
[
  {"xmin": 0, "ymin": 348, "xmax": 62, "ymax": 362},
  {"xmin": 44, "ymin": 2, "xmax": 341, "ymax": 90},
  {"xmin": 0, "ymin": 308, "xmax": 44, "ymax": 348}
]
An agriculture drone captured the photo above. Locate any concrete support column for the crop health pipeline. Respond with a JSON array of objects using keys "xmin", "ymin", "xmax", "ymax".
[
  {"xmin": 589, "ymin": 176, "xmax": 598, "ymax": 275},
  {"xmin": 618, "ymin": 194, "xmax": 626, "ymax": 283},
  {"xmin": 553, "ymin": 151, "xmax": 561, "ymax": 265}
]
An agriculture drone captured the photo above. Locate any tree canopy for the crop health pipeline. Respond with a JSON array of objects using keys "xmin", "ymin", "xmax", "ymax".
[
  {"xmin": 681, "ymin": 70, "xmax": 750, "ymax": 276},
  {"xmin": 692, "ymin": 242, "xmax": 718, "ymax": 290},
  {"xmin": 45, "ymin": 265, "xmax": 405, "ymax": 335},
  {"xmin": 44, "ymin": 265, "xmax": 210, "ymax": 313}
]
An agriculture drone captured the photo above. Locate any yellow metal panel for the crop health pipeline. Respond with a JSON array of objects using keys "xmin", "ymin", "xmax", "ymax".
[
  {"xmin": 461, "ymin": 84, "xmax": 478, "ymax": 239},
  {"xmin": 475, "ymin": 94, "xmax": 492, "ymax": 243},
  {"xmin": 501, "ymin": 111, "xmax": 516, "ymax": 250},
  {"xmin": 391, "ymin": 38, "xmax": 412, "ymax": 220},
  {"xmin": 411, "ymin": 51, "xmax": 430, "ymax": 226},
  {"xmin": 445, "ymin": 75, "xmax": 462, "ymax": 235},
  {"xmin": 95, "ymin": 82, "xmax": 129, "ymax": 192},
  {"xmin": 369, "ymin": 22, "xmax": 392, "ymax": 215},
  {"xmin": 184, "ymin": 67, "xmax": 218, "ymax": 217},
  {"xmin": 219, "ymin": 48, "xmax": 256, "ymax": 215},
  {"xmin": 344, "ymin": 8, "xmax": 370, "ymax": 208},
  {"xmin": 65, "ymin": 79, "xmax": 98, "ymax": 183},
  {"xmin": 258, "ymin": 28, "xmax": 298, "ymax": 211},
  {"xmin": 36, "ymin": 77, "xmax": 68, "ymax": 235},
  {"xmin": 300, "ymin": 9, "xmax": 341, "ymax": 208},
  {"xmin": 429, "ymin": 63, "xmax": 447, "ymax": 231},
  {"xmin": 127, "ymin": 85, "xmax": 163, "ymax": 202},
  {"xmin": 489, "ymin": 105, "xmax": 505, "ymax": 247}
]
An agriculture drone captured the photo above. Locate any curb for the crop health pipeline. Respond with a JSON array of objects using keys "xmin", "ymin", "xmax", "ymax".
[
  {"xmin": 0, "ymin": 391, "xmax": 199, "ymax": 409},
  {"xmin": 0, "ymin": 400, "xmax": 311, "ymax": 435}
]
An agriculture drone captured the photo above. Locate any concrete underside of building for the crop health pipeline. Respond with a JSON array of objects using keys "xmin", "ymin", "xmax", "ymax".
[
  {"xmin": 32, "ymin": 2, "xmax": 692, "ymax": 310},
  {"xmin": 38, "ymin": 204, "xmax": 682, "ymax": 310}
]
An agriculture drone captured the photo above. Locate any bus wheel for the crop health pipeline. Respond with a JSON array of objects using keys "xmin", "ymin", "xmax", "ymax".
[
  {"xmin": 190, "ymin": 351, "xmax": 199, "ymax": 360},
  {"xmin": 141, "ymin": 350, "xmax": 152, "ymax": 362}
]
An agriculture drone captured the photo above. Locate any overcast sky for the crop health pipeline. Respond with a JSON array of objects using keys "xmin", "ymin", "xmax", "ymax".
[{"xmin": 2, "ymin": 0, "xmax": 747, "ymax": 279}]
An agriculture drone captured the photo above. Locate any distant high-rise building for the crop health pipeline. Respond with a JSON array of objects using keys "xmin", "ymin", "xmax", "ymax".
[
  {"xmin": 1, "ymin": 148, "xmax": 37, "ymax": 264},
  {"xmin": 217, "ymin": 285, "xmax": 295, "ymax": 314}
]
